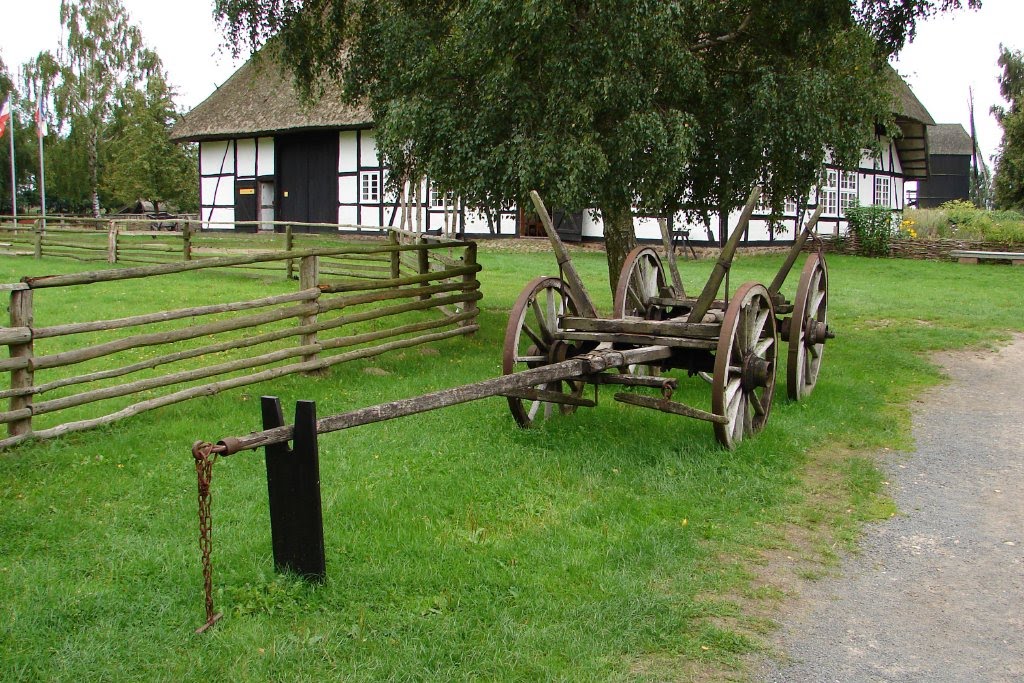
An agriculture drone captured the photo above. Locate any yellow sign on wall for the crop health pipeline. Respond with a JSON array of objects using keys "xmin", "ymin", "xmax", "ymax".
[{"xmin": 239, "ymin": 188, "xmax": 255, "ymax": 195}]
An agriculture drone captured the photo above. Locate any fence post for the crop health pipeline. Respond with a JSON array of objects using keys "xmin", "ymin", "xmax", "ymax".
[
  {"xmin": 388, "ymin": 230, "xmax": 401, "ymax": 279},
  {"xmin": 182, "ymin": 221, "xmax": 192, "ymax": 261},
  {"xmin": 461, "ymin": 241, "xmax": 478, "ymax": 333},
  {"xmin": 32, "ymin": 219, "xmax": 42, "ymax": 259},
  {"xmin": 261, "ymin": 396, "xmax": 326, "ymax": 581},
  {"xmin": 285, "ymin": 224, "xmax": 295, "ymax": 280},
  {"xmin": 107, "ymin": 221, "xmax": 118, "ymax": 264},
  {"xmin": 298, "ymin": 255, "xmax": 323, "ymax": 374},
  {"xmin": 417, "ymin": 236, "xmax": 431, "ymax": 301},
  {"xmin": 8, "ymin": 288, "xmax": 34, "ymax": 438}
]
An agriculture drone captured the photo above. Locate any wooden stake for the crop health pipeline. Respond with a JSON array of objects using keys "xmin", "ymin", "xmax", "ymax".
[
  {"xmin": 107, "ymin": 221, "xmax": 118, "ymax": 264},
  {"xmin": 298, "ymin": 256, "xmax": 322, "ymax": 371},
  {"xmin": 7, "ymin": 289, "xmax": 33, "ymax": 437}
]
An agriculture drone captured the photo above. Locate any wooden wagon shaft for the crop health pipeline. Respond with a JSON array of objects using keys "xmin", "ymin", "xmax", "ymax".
[
  {"xmin": 215, "ymin": 345, "xmax": 672, "ymax": 455},
  {"xmin": 657, "ymin": 218, "xmax": 685, "ymax": 296},
  {"xmin": 767, "ymin": 205, "xmax": 825, "ymax": 297},
  {"xmin": 527, "ymin": 191, "xmax": 599, "ymax": 319},
  {"xmin": 685, "ymin": 186, "xmax": 762, "ymax": 324},
  {"xmin": 614, "ymin": 392, "xmax": 729, "ymax": 424}
]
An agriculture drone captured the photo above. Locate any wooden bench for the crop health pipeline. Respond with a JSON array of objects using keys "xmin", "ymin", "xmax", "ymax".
[{"xmin": 949, "ymin": 250, "xmax": 1024, "ymax": 266}]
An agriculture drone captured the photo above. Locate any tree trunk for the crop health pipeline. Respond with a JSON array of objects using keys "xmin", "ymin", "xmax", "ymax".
[
  {"xmin": 601, "ymin": 201, "xmax": 637, "ymax": 297},
  {"xmin": 89, "ymin": 127, "xmax": 101, "ymax": 218}
]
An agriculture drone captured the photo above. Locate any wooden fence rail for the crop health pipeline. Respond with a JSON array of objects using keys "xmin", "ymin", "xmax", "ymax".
[
  {"xmin": 0, "ymin": 233, "xmax": 479, "ymax": 449},
  {"xmin": 0, "ymin": 216, "xmax": 461, "ymax": 275}
]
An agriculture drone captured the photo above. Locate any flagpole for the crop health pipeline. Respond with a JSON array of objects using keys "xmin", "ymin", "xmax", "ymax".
[
  {"xmin": 37, "ymin": 114, "xmax": 45, "ymax": 233},
  {"xmin": 7, "ymin": 107, "xmax": 15, "ymax": 221}
]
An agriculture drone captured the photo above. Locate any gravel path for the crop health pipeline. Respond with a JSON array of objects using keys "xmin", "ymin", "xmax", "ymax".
[{"xmin": 760, "ymin": 334, "xmax": 1024, "ymax": 682}]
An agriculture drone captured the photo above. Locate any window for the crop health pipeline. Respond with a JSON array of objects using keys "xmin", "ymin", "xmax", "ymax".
[
  {"xmin": 839, "ymin": 171, "xmax": 857, "ymax": 215},
  {"xmin": 822, "ymin": 170, "xmax": 838, "ymax": 215},
  {"xmin": 784, "ymin": 198, "xmax": 798, "ymax": 215},
  {"xmin": 360, "ymin": 172, "xmax": 381, "ymax": 203},
  {"xmin": 430, "ymin": 185, "xmax": 453, "ymax": 209},
  {"xmin": 875, "ymin": 175, "xmax": 892, "ymax": 207}
]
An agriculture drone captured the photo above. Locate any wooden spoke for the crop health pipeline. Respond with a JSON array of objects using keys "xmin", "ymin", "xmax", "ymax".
[
  {"xmin": 786, "ymin": 254, "xmax": 829, "ymax": 401},
  {"xmin": 712, "ymin": 282, "xmax": 777, "ymax": 449},
  {"xmin": 530, "ymin": 299, "xmax": 554, "ymax": 345},
  {"xmin": 503, "ymin": 277, "xmax": 589, "ymax": 428},
  {"xmin": 724, "ymin": 376, "xmax": 742, "ymax": 411},
  {"xmin": 749, "ymin": 390, "xmax": 766, "ymax": 417},
  {"xmin": 754, "ymin": 336, "xmax": 775, "ymax": 356},
  {"xmin": 521, "ymin": 323, "xmax": 547, "ymax": 351}
]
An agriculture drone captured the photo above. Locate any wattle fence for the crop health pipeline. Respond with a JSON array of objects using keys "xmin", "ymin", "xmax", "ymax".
[{"xmin": 0, "ymin": 230, "xmax": 479, "ymax": 449}]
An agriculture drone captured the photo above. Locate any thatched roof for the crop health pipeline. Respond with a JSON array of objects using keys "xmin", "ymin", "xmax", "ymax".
[
  {"xmin": 170, "ymin": 54, "xmax": 371, "ymax": 142},
  {"xmin": 887, "ymin": 66, "xmax": 935, "ymax": 180},
  {"xmin": 928, "ymin": 123, "xmax": 974, "ymax": 156},
  {"xmin": 889, "ymin": 68, "xmax": 935, "ymax": 127}
]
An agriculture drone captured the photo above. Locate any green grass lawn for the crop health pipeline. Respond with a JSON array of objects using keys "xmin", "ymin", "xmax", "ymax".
[{"xmin": 1, "ymin": 247, "xmax": 1022, "ymax": 681}]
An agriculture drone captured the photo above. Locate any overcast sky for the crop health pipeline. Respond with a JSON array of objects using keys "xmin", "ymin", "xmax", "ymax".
[{"xmin": 2, "ymin": 0, "xmax": 1022, "ymax": 164}]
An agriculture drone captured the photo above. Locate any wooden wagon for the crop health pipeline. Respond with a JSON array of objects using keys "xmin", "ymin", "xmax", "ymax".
[{"xmin": 503, "ymin": 187, "xmax": 832, "ymax": 449}]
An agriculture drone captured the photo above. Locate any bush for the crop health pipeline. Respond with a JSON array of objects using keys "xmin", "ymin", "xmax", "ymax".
[
  {"xmin": 903, "ymin": 203, "xmax": 1024, "ymax": 244},
  {"xmin": 845, "ymin": 204, "xmax": 899, "ymax": 256}
]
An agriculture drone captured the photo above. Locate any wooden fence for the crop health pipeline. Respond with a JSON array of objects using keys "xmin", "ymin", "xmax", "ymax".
[
  {"xmin": 0, "ymin": 234, "xmax": 479, "ymax": 449},
  {"xmin": 0, "ymin": 216, "xmax": 432, "ymax": 273}
]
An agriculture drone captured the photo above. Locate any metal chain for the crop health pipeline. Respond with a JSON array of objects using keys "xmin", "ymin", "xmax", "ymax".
[{"xmin": 192, "ymin": 441, "xmax": 223, "ymax": 634}]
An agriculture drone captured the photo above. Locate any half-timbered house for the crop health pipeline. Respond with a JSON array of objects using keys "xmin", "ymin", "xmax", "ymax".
[{"xmin": 171, "ymin": 57, "xmax": 935, "ymax": 244}]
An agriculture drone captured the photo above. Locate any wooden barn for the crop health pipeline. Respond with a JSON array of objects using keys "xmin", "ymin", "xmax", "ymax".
[
  {"xmin": 171, "ymin": 57, "xmax": 935, "ymax": 244},
  {"xmin": 914, "ymin": 123, "xmax": 974, "ymax": 208}
]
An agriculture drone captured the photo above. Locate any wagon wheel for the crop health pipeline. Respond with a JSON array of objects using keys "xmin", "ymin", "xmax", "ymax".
[
  {"xmin": 786, "ymin": 253, "xmax": 829, "ymax": 401},
  {"xmin": 613, "ymin": 246, "xmax": 670, "ymax": 377},
  {"xmin": 613, "ymin": 246, "xmax": 671, "ymax": 320},
  {"xmin": 503, "ymin": 276, "xmax": 587, "ymax": 428},
  {"xmin": 712, "ymin": 283, "xmax": 778, "ymax": 449}
]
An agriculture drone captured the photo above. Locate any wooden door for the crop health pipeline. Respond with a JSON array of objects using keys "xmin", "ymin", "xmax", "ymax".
[
  {"xmin": 276, "ymin": 131, "xmax": 340, "ymax": 231},
  {"xmin": 234, "ymin": 179, "xmax": 258, "ymax": 232}
]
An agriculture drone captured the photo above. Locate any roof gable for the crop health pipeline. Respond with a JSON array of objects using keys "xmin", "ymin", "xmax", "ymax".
[{"xmin": 170, "ymin": 52, "xmax": 371, "ymax": 142}]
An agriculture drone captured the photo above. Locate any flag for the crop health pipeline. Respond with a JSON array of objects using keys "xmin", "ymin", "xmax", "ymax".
[
  {"xmin": 0, "ymin": 99, "xmax": 10, "ymax": 138},
  {"xmin": 35, "ymin": 100, "xmax": 47, "ymax": 138}
]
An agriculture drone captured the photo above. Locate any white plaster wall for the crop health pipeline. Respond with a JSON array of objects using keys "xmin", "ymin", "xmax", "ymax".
[
  {"xmin": 361, "ymin": 205, "xmax": 383, "ymax": 228},
  {"xmin": 338, "ymin": 176, "xmax": 357, "ymax": 203},
  {"xmin": 200, "ymin": 141, "xmax": 234, "ymax": 175},
  {"xmin": 582, "ymin": 210, "xmax": 603, "ymax": 239},
  {"xmin": 461, "ymin": 210, "xmax": 492, "ymax": 235},
  {"xmin": 236, "ymin": 138, "xmax": 257, "ymax": 177},
  {"xmin": 361, "ymin": 132, "xmax": 379, "ymax": 167},
  {"xmin": 339, "ymin": 131, "xmax": 358, "ymax": 173},
  {"xmin": 889, "ymin": 139, "xmax": 903, "ymax": 175},
  {"xmin": 257, "ymin": 137, "xmax": 274, "ymax": 176},
  {"xmin": 858, "ymin": 172, "xmax": 873, "ymax": 206},
  {"xmin": 338, "ymin": 204, "xmax": 358, "ymax": 226},
  {"xmin": 201, "ymin": 176, "xmax": 234, "ymax": 207},
  {"xmin": 203, "ymin": 207, "xmax": 235, "ymax": 229}
]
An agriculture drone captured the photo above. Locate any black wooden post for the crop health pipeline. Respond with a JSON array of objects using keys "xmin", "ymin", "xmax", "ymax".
[{"xmin": 261, "ymin": 396, "xmax": 326, "ymax": 581}]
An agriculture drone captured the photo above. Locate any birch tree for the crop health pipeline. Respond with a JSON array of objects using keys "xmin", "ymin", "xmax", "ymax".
[{"xmin": 52, "ymin": 0, "xmax": 154, "ymax": 217}]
